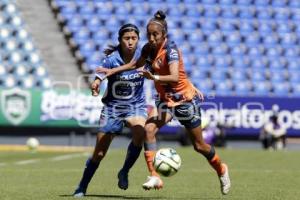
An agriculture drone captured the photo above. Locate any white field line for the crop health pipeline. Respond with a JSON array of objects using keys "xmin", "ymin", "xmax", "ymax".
[
  {"xmin": 10, "ymin": 153, "xmax": 89, "ymax": 166},
  {"xmin": 15, "ymin": 159, "xmax": 40, "ymax": 165},
  {"xmin": 0, "ymin": 163, "xmax": 7, "ymax": 167},
  {"xmin": 49, "ymin": 152, "xmax": 89, "ymax": 161}
]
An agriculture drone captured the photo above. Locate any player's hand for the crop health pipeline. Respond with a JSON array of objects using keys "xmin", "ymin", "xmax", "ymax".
[
  {"xmin": 95, "ymin": 67, "xmax": 115, "ymax": 78},
  {"xmin": 195, "ymin": 88, "xmax": 204, "ymax": 101},
  {"xmin": 137, "ymin": 69, "xmax": 155, "ymax": 80},
  {"xmin": 91, "ymin": 80, "xmax": 100, "ymax": 96}
]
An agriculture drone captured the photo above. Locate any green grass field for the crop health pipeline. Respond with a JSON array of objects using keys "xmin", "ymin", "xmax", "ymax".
[{"xmin": 0, "ymin": 147, "xmax": 299, "ymax": 200}]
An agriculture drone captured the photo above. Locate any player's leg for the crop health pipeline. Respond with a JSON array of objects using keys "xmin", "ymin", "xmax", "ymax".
[
  {"xmin": 186, "ymin": 126, "xmax": 230, "ymax": 194},
  {"xmin": 142, "ymin": 106, "xmax": 173, "ymax": 190},
  {"xmin": 117, "ymin": 116, "xmax": 146, "ymax": 190},
  {"xmin": 176, "ymin": 96, "xmax": 230, "ymax": 195},
  {"xmin": 74, "ymin": 107, "xmax": 122, "ymax": 197},
  {"xmin": 74, "ymin": 133, "xmax": 115, "ymax": 197}
]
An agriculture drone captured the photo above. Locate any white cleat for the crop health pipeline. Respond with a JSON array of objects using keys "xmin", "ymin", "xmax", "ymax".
[
  {"xmin": 142, "ymin": 176, "xmax": 163, "ymax": 190},
  {"xmin": 219, "ymin": 164, "xmax": 231, "ymax": 195},
  {"xmin": 73, "ymin": 192, "xmax": 85, "ymax": 198}
]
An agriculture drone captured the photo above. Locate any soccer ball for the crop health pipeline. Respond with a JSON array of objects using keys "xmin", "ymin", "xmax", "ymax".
[
  {"xmin": 26, "ymin": 137, "xmax": 39, "ymax": 150},
  {"xmin": 153, "ymin": 148, "xmax": 181, "ymax": 177}
]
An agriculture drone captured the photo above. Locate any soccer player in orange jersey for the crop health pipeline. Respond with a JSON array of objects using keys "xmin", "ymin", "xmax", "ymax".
[{"xmin": 97, "ymin": 10, "xmax": 231, "ymax": 195}]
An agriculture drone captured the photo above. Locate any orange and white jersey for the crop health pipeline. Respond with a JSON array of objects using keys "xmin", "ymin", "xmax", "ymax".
[{"xmin": 144, "ymin": 39, "xmax": 197, "ymax": 107}]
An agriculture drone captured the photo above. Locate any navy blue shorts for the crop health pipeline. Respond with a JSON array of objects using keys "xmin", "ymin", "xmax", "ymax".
[
  {"xmin": 156, "ymin": 95, "xmax": 202, "ymax": 129},
  {"xmin": 98, "ymin": 104, "xmax": 147, "ymax": 134}
]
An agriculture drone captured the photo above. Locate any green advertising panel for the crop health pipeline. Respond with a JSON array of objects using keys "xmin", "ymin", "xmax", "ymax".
[{"xmin": 0, "ymin": 88, "xmax": 103, "ymax": 127}]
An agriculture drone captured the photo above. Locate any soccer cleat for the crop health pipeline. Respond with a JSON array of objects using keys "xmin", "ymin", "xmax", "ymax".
[
  {"xmin": 117, "ymin": 170, "xmax": 129, "ymax": 190},
  {"xmin": 142, "ymin": 176, "xmax": 163, "ymax": 190},
  {"xmin": 219, "ymin": 164, "xmax": 231, "ymax": 195},
  {"xmin": 73, "ymin": 187, "xmax": 86, "ymax": 198}
]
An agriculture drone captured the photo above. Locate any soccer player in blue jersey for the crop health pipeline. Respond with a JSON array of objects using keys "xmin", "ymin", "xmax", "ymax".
[{"xmin": 73, "ymin": 24, "xmax": 147, "ymax": 197}]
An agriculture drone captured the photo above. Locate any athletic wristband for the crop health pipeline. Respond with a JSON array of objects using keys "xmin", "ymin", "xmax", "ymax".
[{"xmin": 153, "ymin": 75, "xmax": 160, "ymax": 81}]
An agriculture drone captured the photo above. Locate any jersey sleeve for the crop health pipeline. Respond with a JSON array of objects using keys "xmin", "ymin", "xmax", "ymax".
[
  {"xmin": 95, "ymin": 57, "xmax": 111, "ymax": 80},
  {"xmin": 166, "ymin": 42, "xmax": 180, "ymax": 64}
]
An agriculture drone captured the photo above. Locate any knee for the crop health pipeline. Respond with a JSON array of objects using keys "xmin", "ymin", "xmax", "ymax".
[
  {"xmin": 92, "ymin": 151, "xmax": 106, "ymax": 162},
  {"xmin": 193, "ymin": 141, "xmax": 210, "ymax": 155},
  {"xmin": 144, "ymin": 124, "xmax": 157, "ymax": 139}
]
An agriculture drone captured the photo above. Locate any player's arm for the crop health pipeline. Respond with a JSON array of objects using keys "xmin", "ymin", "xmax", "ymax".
[
  {"xmin": 139, "ymin": 61, "xmax": 179, "ymax": 83},
  {"xmin": 91, "ymin": 77, "xmax": 102, "ymax": 96},
  {"xmin": 95, "ymin": 44, "xmax": 149, "ymax": 77}
]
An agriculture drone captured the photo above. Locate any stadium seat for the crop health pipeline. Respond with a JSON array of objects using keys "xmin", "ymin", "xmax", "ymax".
[
  {"xmin": 253, "ymin": 81, "xmax": 272, "ymax": 96},
  {"xmin": 233, "ymin": 80, "xmax": 252, "ymax": 96},
  {"xmin": 272, "ymin": 82, "xmax": 291, "ymax": 96}
]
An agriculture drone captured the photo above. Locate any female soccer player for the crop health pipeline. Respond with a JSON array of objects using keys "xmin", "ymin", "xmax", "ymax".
[
  {"xmin": 73, "ymin": 23, "xmax": 147, "ymax": 197},
  {"xmin": 96, "ymin": 11, "xmax": 231, "ymax": 195}
]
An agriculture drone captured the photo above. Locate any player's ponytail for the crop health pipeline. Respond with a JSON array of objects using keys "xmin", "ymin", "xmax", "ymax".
[
  {"xmin": 148, "ymin": 10, "xmax": 168, "ymax": 34},
  {"xmin": 103, "ymin": 23, "xmax": 140, "ymax": 56}
]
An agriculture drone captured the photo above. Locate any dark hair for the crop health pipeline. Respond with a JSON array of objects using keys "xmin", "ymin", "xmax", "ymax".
[
  {"xmin": 148, "ymin": 10, "xmax": 168, "ymax": 34},
  {"xmin": 103, "ymin": 23, "xmax": 140, "ymax": 56}
]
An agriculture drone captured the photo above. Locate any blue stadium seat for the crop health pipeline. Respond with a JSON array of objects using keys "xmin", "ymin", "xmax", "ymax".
[
  {"xmin": 254, "ymin": 0, "xmax": 270, "ymax": 7},
  {"xmin": 196, "ymin": 56, "xmax": 211, "ymax": 68},
  {"xmin": 289, "ymin": 70, "xmax": 300, "ymax": 83},
  {"xmin": 221, "ymin": 7, "xmax": 237, "ymax": 19},
  {"xmin": 269, "ymin": 59, "xmax": 286, "ymax": 70},
  {"xmin": 214, "ymin": 80, "xmax": 233, "ymax": 96},
  {"xmin": 200, "ymin": 20, "xmax": 217, "ymax": 34},
  {"xmin": 207, "ymin": 32, "xmax": 223, "ymax": 46},
  {"xmin": 257, "ymin": 22, "xmax": 273, "ymax": 35},
  {"xmin": 193, "ymin": 79, "xmax": 214, "ymax": 94},
  {"xmin": 262, "ymin": 34, "xmax": 279, "ymax": 48},
  {"xmin": 250, "ymin": 70, "xmax": 266, "ymax": 82},
  {"xmin": 238, "ymin": 7, "xmax": 255, "ymax": 19},
  {"xmin": 226, "ymin": 32, "xmax": 241, "ymax": 47},
  {"xmin": 180, "ymin": 18, "xmax": 198, "ymax": 31},
  {"xmin": 203, "ymin": 6, "xmax": 219, "ymax": 18},
  {"xmin": 210, "ymin": 67, "xmax": 227, "ymax": 80},
  {"xmin": 229, "ymin": 68, "xmax": 248, "ymax": 81},
  {"xmin": 188, "ymin": 30, "xmax": 205, "ymax": 44},
  {"xmin": 244, "ymin": 33, "xmax": 260, "ymax": 47},
  {"xmin": 256, "ymin": 8, "xmax": 272, "ymax": 20},
  {"xmin": 272, "ymin": 82, "xmax": 290, "ymax": 96},
  {"xmin": 192, "ymin": 43, "xmax": 209, "ymax": 55},
  {"xmin": 272, "ymin": 0, "xmax": 287, "ymax": 7},
  {"xmin": 218, "ymin": 21, "xmax": 235, "ymax": 34},
  {"xmin": 283, "ymin": 47, "xmax": 300, "ymax": 59},
  {"xmin": 202, "ymin": 0, "xmax": 217, "ymax": 5},
  {"xmin": 211, "ymin": 44, "xmax": 228, "ymax": 56},
  {"xmin": 268, "ymin": 69, "xmax": 287, "ymax": 83},
  {"xmin": 247, "ymin": 46, "xmax": 264, "ymax": 58},
  {"xmin": 214, "ymin": 56, "xmax": 230, "ymax": 68},
  {"xmin": 273, "ymin": 9, "xmax": 290, "ymax": 21},
  {"xmin": 219, "ymin": 0, "xmax": 234, "ymax": 5},
  {"xmin": 253, "ymin": 81, "xmax": 271, "ymax": 96},
  {"xmin": 238, "ymin": 21, "xmax": 254, "ymax": 36},
  {"xmin": 236, "ymin": 0, "xmax": 252, "ymax": 6},
  {"xmin": 265, "ymin": 47, "xmax": 283, "ymax": 58},
  {"xmin": 233, "ymin": 80, "xmax": 252, "ymax": 96},
  {"xmin": 289, "ymin": 0, "xmax": 300, "ymax": 9},
  {"xmin": 232, "ymin": 56, "xmax": 250, "ymax": 69},
  {"xmin": 185, "ymin": 5, "xmax": 201, "ymax": 18},
  {"xmin": 230, "ymin": 45, "xmax": 247, "ymax": 57},
  {"xmin": 280, "ymin": 33, "xmax": 297, "ymax": 47},
  {"xmin": 291, "ymin": 83, "xmax": 300, "ymax": 96}
]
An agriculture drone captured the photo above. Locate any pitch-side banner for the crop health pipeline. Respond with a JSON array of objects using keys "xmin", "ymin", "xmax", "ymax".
[
  {"xmin": 199, "ymin": 96, "xmax": 300, "ymax": 137},
  {"xmin": 0, "ymin": 88, "xmax": 299, "ymax": 136},
  {"xmin": 0, "ymin": 88, "xmax": 103, "ymax": 127}
]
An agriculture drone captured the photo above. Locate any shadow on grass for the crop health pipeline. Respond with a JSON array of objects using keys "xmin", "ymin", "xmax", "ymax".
[
  {"xmin": 60, "ymin": 194, "xmax": 223, "ymax": 200},
  {"xmin": 59, "ymin": 194, "xmax": 163, "ymax": 199}
]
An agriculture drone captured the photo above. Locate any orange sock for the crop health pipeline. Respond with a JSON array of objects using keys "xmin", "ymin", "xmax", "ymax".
[
  {"xmin": 209, "ymin": 154, "xmax": 225, "ymax": 176},
  {"xmin": 144, "ymin": 151, "xmax": 159, "ymax": 177}
]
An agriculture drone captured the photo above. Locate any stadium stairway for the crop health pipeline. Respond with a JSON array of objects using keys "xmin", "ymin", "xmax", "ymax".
[{"xmin": 15, "ymin": 0, "xmax": 87, "ymax": 89}]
